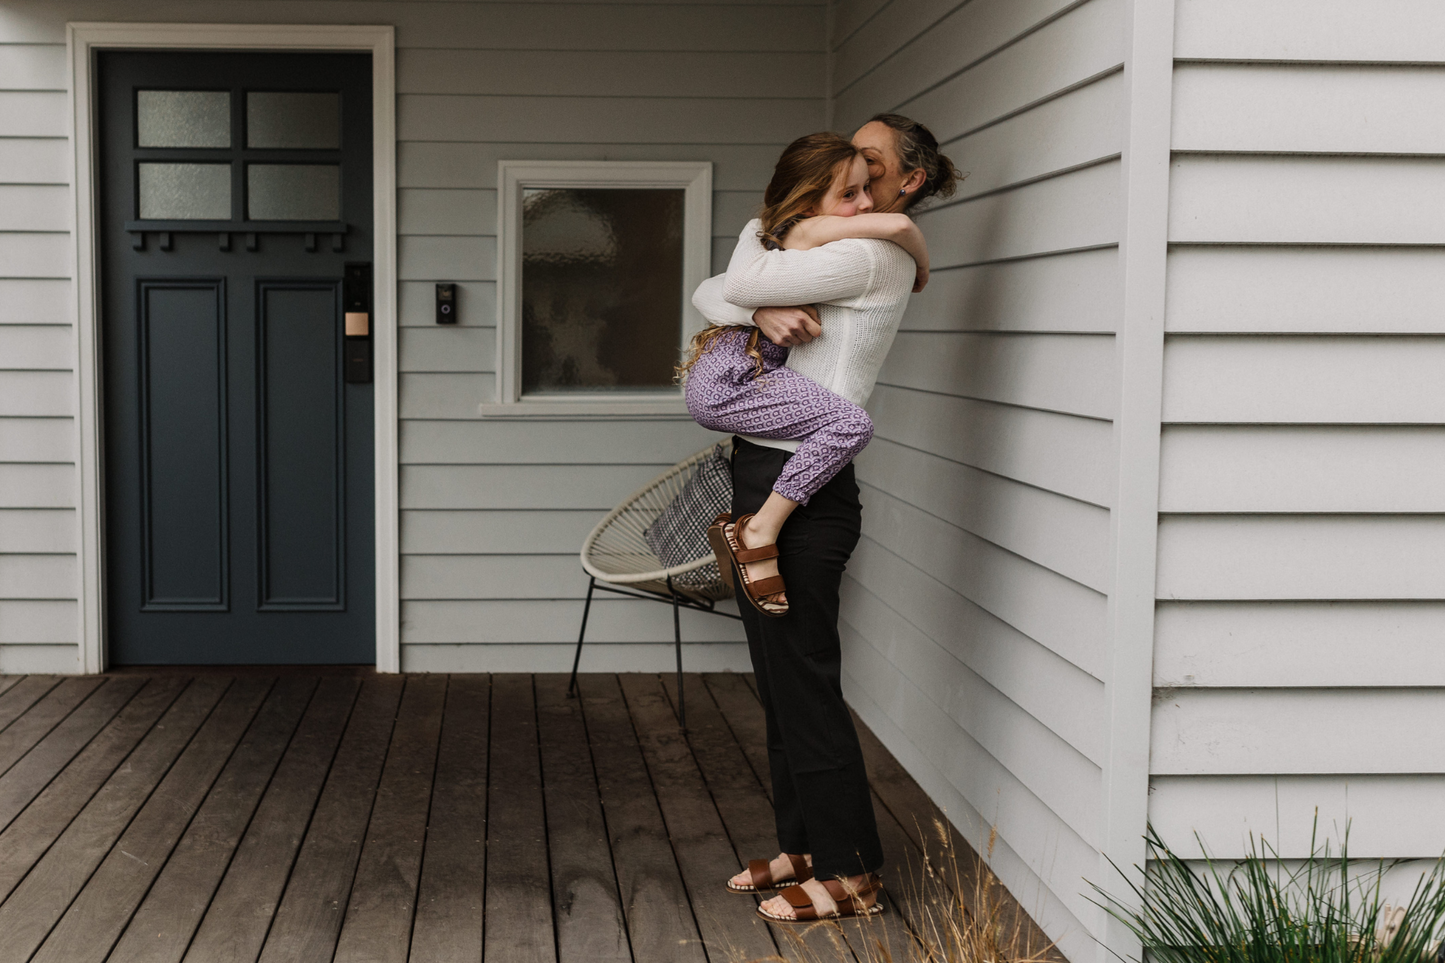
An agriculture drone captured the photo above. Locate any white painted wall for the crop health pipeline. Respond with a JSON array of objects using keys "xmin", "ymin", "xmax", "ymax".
[
  {"xmin": 826, "ymin": 1, "xmax": 1130, "ymax": 959},
  {"xmin": 0, "ymin": 0, "xmax": 830, "ymax": 672},
  {"xmin": 1151, "ymin": 0, "xmax": 1445, "ymax": 862}
]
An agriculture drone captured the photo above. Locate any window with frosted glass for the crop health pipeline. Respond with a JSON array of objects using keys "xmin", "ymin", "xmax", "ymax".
[
  {"xmin": 137, "ymin": 90, "xmax": 230, "ymax": 148},
  {"xmin": 138, "ymin": 163, "xmax": 232, "ymax": 220},
  {"xmin": 520, "ymin": 188, "xmax": 684, "ymax": 393},
  {"xmin": 247, "ymin": 164, "xmax": 340, "ymax": 221},
  {"xmin": 246, "ymin": 92, "xmax": 340, "ymax": 149}
]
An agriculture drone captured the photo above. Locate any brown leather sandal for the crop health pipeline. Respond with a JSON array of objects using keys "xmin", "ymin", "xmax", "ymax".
[
  {"xmin": 708, "ymin": 512, "xmax": 788, "ymax": 618},
  {"xmin": 726, "ymin": 854, "xmax": 813, "ymax": 894},
  {"xmin": 756, "ymin": 875, "xmax": 886, "ymax": 924},
  {"xmin": 707, "ymin": 514, "xmax": 736, "ymax": 591}
]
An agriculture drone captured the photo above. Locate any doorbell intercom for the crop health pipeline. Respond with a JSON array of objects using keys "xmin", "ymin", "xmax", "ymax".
[{"xmin": 435, "ymin": 283, "xmax": 457, "ymax": 324}]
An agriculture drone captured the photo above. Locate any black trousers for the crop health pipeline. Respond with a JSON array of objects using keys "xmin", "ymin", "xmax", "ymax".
[{"xmin": 730, "ymin": 437, "xmax": 883, "ymax": 880}]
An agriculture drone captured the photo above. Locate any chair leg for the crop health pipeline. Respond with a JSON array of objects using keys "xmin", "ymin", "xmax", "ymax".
[
  {"xmin": 568, "ymin": 576, "xmax": 596, "ymax": 698},
  {"xmin": 668, "ymin": 575, "xmax": 685, "ymax": 730}
]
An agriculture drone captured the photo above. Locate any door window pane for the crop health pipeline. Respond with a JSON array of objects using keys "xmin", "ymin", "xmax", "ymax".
[
  {"xmin": 247, "ymin": 92, "xmax": 341, "ymax": 149},
  {"xmin": 247, "ymin": 164, "xmax": 340, "ymax": 220},
  {"xmin": 521, "ymin": 188, "xmax": 684, "ymax": 393},
  {"xmin": 137, "ymin": 90, "xmax": 231, "ymax": 148},
  {"xmin": 138, "ymin": 162, "xmax": 232, "ymax": 220}
]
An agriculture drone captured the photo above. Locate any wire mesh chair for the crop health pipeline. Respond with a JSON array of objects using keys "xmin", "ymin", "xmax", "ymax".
[{"xmin": 567, "ymin": 438, "xmax": 741, "ymax": 728}]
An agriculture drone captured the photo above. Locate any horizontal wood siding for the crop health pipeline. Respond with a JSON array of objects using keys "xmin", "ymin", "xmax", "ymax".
[
  {"xmin": 0, "ymin": 35, "xmax": 75, "ymax": 672},
  {"xmin": 1153, "ymin": 11, "xmax": 1445, "ymax": 859},
  {"xmin": 829, "ymin": 0, "xmax": 1125, "ymax": 957},
  {"xmin": 0, "ymin": 1, "xmax": 835, "ymax": 670},
  {"xmin": 353, "ymin": 0, "xmax": 817, "ymax": 667}
]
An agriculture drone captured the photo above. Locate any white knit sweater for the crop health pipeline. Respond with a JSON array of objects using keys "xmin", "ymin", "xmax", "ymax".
[{"xmin": 690, "ymin": 219, "xmax": 915, "ymax": 452}]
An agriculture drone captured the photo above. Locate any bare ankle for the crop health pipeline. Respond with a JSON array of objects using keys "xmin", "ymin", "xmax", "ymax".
[{"xmin": 740, "ymin": 516, "xmax": 780, "ymax": 546}]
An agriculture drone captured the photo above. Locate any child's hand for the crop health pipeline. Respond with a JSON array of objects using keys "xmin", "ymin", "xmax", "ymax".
[
  {"xmin": 913, "ymin": 263, "xmax": 929, "ymax": 293},
  {"xmin": 754, "ymin": 305, "xmax": 822, "ymax": 346}
]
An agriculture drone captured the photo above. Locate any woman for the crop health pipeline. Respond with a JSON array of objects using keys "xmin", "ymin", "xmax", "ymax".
[{"xmin": 691, "ymin": 114, "xmax": 960, "ymax": 923}]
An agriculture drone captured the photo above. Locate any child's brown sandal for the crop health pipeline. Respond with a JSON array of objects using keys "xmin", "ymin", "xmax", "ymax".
[
  {"xmin": 711, "ymin": 512, "xmax": 788, "ymax": 618},
  {"xmin": 707, "ymin": 514, "xmax": 736, "ymax": 591}
]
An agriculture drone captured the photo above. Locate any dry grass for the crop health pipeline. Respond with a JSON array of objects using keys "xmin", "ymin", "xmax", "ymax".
[{"xmin": 748, "ymin": 821, "xmax": 1059, "ymax": 963}]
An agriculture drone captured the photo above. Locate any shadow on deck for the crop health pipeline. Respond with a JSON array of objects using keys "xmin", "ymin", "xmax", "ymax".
[{"xmin": 0, "ymin": 671, "xmax": 1059, "ymax": 963}]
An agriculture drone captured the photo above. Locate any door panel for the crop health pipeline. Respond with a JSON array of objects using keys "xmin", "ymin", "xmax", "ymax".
[
  {"xmin": 99, "ymin": 51, "xmax": 374, "ymax": 664},
  {"xmin": 257, "ymin": 281, "xmax": 345, "ymax": 610},
  {"xmin": 139, "ymin": 279, "xmax": 228, "ymax": 610}
]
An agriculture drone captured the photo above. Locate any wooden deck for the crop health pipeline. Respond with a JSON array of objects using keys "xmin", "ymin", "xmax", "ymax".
[{"xmin": 0, "ymin": 671, "xmax": 1055, "ymax": 963}]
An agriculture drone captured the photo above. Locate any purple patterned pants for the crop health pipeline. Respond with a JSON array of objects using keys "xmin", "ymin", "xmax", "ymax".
[{"xmin": 685, "ymin": 328, "xmax": 873, "ymax": 505}]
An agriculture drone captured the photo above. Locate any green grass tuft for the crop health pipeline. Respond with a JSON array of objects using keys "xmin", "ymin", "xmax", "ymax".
[{"xmin": 1091, "ymin": 821, "xmax": 1445, "ymax": 963}]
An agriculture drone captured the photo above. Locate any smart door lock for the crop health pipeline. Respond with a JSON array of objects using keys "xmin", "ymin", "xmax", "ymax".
[{"xmin": 343, "ymin": 262, "xmax": 372, "ymax": 384}]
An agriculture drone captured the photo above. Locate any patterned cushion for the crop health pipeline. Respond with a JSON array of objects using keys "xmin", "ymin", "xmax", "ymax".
[{"xmin": 645, "ymin": 443, "xmax": 732, "ymax": 586}]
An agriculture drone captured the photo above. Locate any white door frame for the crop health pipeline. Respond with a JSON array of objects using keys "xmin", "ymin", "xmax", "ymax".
[{"xmin": 66, "ymin": 23, "xmax": 400, "ymax": 673}]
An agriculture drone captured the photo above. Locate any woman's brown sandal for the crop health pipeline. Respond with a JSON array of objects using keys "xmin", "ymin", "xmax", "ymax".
[
  {"xmin": 726, "ymin": 854, "xmax": 813, "ymax": 894},
  {"xmin": 707, "ymin": 512, "xmax": 788, "ymax": 618},
  {"xmin": 756, "ymin": 875, "xmax": 886, "ymax": 924}
]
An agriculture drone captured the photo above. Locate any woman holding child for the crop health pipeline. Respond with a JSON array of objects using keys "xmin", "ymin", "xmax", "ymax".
[{"xmin": 682, "ymin": 115, "xmax": 960, "ymax": 923}]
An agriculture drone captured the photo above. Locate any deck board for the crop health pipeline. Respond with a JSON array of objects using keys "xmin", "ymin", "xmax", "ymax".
[
  {"xmin": 411, "ymin": 674, "xmax": 490, "ymax": 962},
  {"xmin": 621, "ymin": 673, "xmax": 778, "ymax": 963},
  {"xmin": 660, "ymin": 675, "xmax": 789, "ymax": 961},
  {"xmin": 0, "ymin": 677, "xmax": 104, "ymax": 778},
  {"xmin": 578, "ymin": 673, "xmax": 708, "ymax": 963},
  {"xmin": 0, "ymin": 671, "xmax": 1054, "ymax": 963},
  {"xmin": 535, "ymin": 673, "xmax": 632, "ymax": 963},
  {"xmin": 105, "ymin": 677, "xmax": 316, "ymax": 963},
  {"xmin": 485, "ymin": 674, "xmax": 556, "ymax": 963},
  {"xmin": 27, "ymin": 678, "xmax": 274, "ymax": 963},
  {"xmin": 257, "ymin": 677, "xmax": 404, "ymax": 963},
  {"xmin": 0, "ymin": 676, "xmax": 62, "ymax": 734},
  {"xmin": 0, "ymin": 677, "xmax": 229, "ymax": 958},
  {"xmin": 182, "ymin": 677, "xmax": 361, "ymax": 963},
  {"xmin": 0, "ymin": 678, "xmax": 187, "ymax": 878},
  {"xmin": 334, "ymin": 675, "xmax": 447, "ymax": 963},
  {"xmin": 0, "ymin": 677, "xmax": 144, "ymax": 832}
]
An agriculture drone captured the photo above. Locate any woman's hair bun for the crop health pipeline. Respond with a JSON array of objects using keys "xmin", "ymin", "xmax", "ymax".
[{"xmin": 868, "ymin": 113, "xmax": 963, "ymax": 207}]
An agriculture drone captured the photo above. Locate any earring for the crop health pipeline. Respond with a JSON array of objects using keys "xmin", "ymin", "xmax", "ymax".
[{"xmin": 899, "ymin": 188, "xmax": 908, "ymax": 196}]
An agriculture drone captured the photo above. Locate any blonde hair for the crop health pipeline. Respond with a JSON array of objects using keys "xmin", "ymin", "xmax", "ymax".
[
  {"xmin": 757, "ymin": 131, "xmax": 862, "ymax": 249},
  {"xmin": 678, "ymin": 132, "xmax": 860, "ymax": 381},
  {"xmin": 675, "ymin": 324, "xmax": 765, "ymax": 382}
]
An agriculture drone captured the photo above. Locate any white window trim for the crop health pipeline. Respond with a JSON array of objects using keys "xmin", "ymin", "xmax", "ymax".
[
  {"xmin": 486, "ymin": 160, "xmax": 713, "ymax": 418},
  {"xmin": 66, "ymin": 23, "xmax": 401, "ymax": 673}
]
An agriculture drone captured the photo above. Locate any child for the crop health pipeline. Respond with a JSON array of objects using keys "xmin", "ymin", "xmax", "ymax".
[{"xmin": 679, "ymin": 131, "xmax": 928, "ymax": 617}]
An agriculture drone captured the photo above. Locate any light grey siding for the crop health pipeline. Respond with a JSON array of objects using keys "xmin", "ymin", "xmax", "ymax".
[
  {"xmin": 1152, "ymin": 0, "xmax": 1445, "ymax": 863},
  {"xmin": 0, "ymin": 0, "xmax": 829, "ymax": 671},
  {"xmin": 0, "ymin": 35, "xmax": 77, "ymax": 673},
  {"xmin": 827, "ymin": 0, "xmax": 1124, "ymax": 958}
]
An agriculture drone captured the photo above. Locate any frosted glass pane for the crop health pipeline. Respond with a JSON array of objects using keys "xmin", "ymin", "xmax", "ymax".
[
  {"xmin": 521, "ymin": 187, "xmax": 684, "ymax": 393},
  {"xmin": 137, "ymin": 91, "xmax": 231, "ymax": 148},
  {"xmin": 138, "ymin": 163, "xmax": 232, "ymax": 220},
  {"xmin": 247, "ymin": 92, "xmax": 340, "ymax": 149},
  {"xmin": 247, "ymin": 165, "xmax": 340, "ymax": 221}
]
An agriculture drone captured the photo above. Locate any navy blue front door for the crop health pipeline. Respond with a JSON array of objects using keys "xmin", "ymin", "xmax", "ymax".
[{"xmin": 99, "ymin": 51, "xmax": 374, "ymax": 664}]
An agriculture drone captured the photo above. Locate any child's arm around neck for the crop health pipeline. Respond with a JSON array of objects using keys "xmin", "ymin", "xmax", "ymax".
[{"xmin": 783, "ymin": 213, "xmax": 929, "ymax": 291}]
